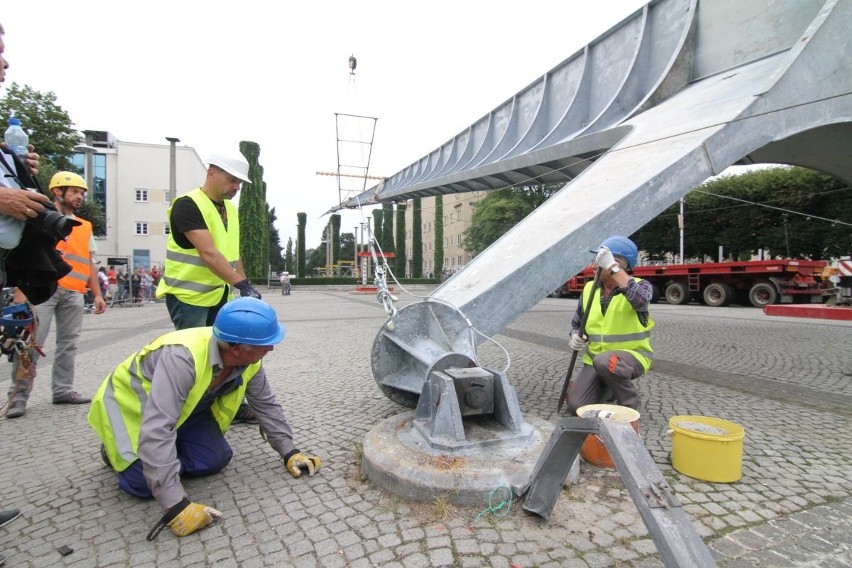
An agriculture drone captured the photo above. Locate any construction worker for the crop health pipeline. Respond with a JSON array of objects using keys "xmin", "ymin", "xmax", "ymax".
[
  {"xmin": 88, "ymin": 298, "xmax": 321, "ymax": 539},
  {"xmin": 6, "ymin": 172, "xmax": 106, "ymax": 419},
  {"xmin": 156, "ymin": 150, "xmax": 260, "ymax": 423},
  {"xmin": 566, "ymin": 236, "xmax": 654, "ymax": 416}
]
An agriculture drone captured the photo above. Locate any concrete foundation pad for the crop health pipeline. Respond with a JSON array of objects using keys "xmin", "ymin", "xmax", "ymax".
[{"xmin": 362, "ymin": 411, "xmax": 559, "ymax": 506}]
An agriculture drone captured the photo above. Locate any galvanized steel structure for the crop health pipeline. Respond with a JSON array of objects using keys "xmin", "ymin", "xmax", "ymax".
[{"xmin": 339, "ymin": 0, "xmax": 852, "ymax": 405}]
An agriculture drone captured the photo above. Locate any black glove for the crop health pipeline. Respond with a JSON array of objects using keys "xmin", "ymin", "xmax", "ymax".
[{"xmin": 234, "ymin": 279, "xmax": 262, "ymax": 299}]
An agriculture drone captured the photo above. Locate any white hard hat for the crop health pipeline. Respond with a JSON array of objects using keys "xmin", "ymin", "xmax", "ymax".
[{"xmin": 204, "ymin": 152, "xmax": 251, "ymax": 183}]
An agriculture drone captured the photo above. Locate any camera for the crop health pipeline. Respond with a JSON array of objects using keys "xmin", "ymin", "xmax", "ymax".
[{"xmin": 28, "ymin": 201, "xmax": 80, "ymax": 239}]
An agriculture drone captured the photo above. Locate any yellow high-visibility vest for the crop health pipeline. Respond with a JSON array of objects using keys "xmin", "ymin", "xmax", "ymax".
[
  {"xmin": 157, "ymin": 188, "xmax": 239, "ymax": 306},
  {"xmin": 581, "ymin": 279, "xmax": 655, "ymax": 371},
  {"xmin": 88, "ymin": 327, "xmax": 261, "ymax": 471}
]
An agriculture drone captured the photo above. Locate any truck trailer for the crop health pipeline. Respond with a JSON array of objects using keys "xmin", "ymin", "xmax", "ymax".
[{"xmin": 555, "ymin": 259, "xmax": 835, "ymax": 308}]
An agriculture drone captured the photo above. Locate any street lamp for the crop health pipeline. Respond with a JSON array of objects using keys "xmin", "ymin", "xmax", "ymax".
[{"xmin": 165, "ymin": 137, "xmax": 180, "ymax": 203}]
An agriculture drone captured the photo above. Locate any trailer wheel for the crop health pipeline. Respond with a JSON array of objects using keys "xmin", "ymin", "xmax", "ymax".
[
  {"xmin": 703, "ymin": 283, "xmax": 733, "ymax": 307},
  {"xmin": 748, "ymin": 282, "xmax": 778, "ymax": 308},
  {"xmin": 665, "ymin": 282, "xmax": 690, "ymax": 305},
  {"xmin": 649, "ymin": 283, "xmax": 662, "ymax": 303}
]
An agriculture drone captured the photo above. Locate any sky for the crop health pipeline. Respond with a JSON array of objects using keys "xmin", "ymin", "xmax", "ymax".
[{"xmin": 2, "ymin": 0, "xmax": 648, "ymax": 248}]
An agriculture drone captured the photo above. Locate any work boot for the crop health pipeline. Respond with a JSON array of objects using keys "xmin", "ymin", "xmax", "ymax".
[
  {"xmin": 52, "ymin": 391, "xmax": 92, "ymax": 404},
  {"xmin": 0, "ymin": 509, "xmax": 20, "ymax": 528},
  {"xmin": 5, "ymin": 399, "xmax": 26, "ymax": 419},
  {"xmin": 100, "ymin": 444, "xmax": 111, "ymax": 467}
]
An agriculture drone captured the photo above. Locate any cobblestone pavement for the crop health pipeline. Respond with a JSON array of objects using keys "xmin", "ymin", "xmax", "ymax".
[{"xmin": 0, "ymin": 287, "xmax": 850, "ymax": 567}]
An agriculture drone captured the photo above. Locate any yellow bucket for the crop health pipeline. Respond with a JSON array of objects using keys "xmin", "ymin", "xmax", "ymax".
[
  {"xmin": 669, "ymin": 415, "xmax": 745, "ymax": 483},
  {"xmin": 577, "ymin": 404, "xmax": 640, "ymax": 469}
]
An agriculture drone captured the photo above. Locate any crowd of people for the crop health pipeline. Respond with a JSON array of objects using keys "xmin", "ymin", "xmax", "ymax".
[{"xmin": 101, "ymin": 266, "xmax": 161, "ymax": 305}]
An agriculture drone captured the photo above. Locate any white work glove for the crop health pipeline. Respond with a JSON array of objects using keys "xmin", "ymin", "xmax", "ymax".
[
  {"xmin": 569, "ymin": 332, "xmax": 588, "ymax": 352},
  {"xmin": 594, "ymin": 246, "xmax": 617, "ymax": 271}
]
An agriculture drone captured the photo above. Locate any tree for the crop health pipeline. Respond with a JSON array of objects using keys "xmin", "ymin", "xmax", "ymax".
[
  {"xmin": 268, "ymin": 207, "xmax": 285, "ymax": 272},
  {"xmin": 0, "ymin": 83, "xmax": 80, "ymax": 183},
  {"xmin": 462, "ymin": 185, "xmax": 559, "ymax": 256},
  {"xmin": 285, "ymin": 237, "xmax": 294, "ymax": 273},
  {"xmin": 371, "ymin": 208, "xmax": 383, "ymax": 249},
  {"xmin": 434, "ymin": 195, "xmax": 444, "ymax": 274},
  {"xmin": 76, "ymin": 199, "xmax": 106, "ymax": 237},
  {"xmin": 632, "ymin": 167, "xmax": 852, "ymax": 261},
  {"xmin": 237, "ymin": 141, "xmax": 268, "ymax": 280},
  {"xmin": 331, "ymin": 214, "xmax": 341, "ymax": 265},
  {"xmin": 297, "ymin": 212, "xmax": 307, "ymax": 277},
  {"xmin": 382, "ymin": 202, "xmax": 394, "ymax": 253},
  {"xmin": 395, "ymin": 202, "xmax": 407, "ymax": 276},
  {"xmin": 339, "ymin": 232, "xmax": 356, "ymax": 261},
  {"xmin": 412, "ymin": 198, "xmax": 423, "ymax": 277}
]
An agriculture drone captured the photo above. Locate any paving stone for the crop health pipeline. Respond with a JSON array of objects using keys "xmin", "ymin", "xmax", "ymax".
[{"xmin": 1, "ymin": 290, "xmax": 849, "ymax": 568}]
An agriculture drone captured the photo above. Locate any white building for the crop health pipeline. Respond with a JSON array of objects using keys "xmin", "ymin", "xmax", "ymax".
[
  {"xmin": 403, "ymin": 192, "xmax": 486, "ymax": 277},
  {"xmin": 72, "ymin": 131, "xmax": 206, "ymax": 270}
]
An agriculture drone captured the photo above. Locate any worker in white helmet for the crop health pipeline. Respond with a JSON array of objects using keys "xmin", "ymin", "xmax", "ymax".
[{"xmin": 156, "ymin": 149, "xmax": 262, "ymax": 423}]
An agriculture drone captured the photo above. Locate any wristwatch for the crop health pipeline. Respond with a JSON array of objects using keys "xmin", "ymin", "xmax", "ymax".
[{"xmin": 609, "ymin": 264, "xmax": 621, "ymax": 275}]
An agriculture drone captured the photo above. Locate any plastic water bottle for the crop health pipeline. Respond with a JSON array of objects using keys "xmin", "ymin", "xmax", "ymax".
[{"xmin": 4, "ymin": 117, "xmax": 29, "ymax": 158}]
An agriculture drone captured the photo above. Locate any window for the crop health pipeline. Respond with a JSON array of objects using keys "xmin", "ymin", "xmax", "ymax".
[
  {"xmin": 164, "ymin": 222, "xmax": 171, "ymax": 235},
  {"xmin": 70, "ymin": 152, "xmax": 107, "ymax": 236},
  {"xmin": 135, "ymin": 189, "xmax": 149, "ymax": 202},
  {"xmin": 135, "ymin": 222, "xmax": 149, "ymax": 235},
  {"xmin": 164, "ymin": 190, "xmax": 172, "ymax": 205}
]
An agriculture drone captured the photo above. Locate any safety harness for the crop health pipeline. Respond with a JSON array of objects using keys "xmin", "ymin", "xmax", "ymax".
[{"xmin": 0, "ymin": 291, "xmax": 42, "ymax": 411}]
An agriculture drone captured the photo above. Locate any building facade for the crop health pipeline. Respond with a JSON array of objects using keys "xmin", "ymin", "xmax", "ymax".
[
  {"xmin": 71, "ymin": 131, "xmax": 206, "ymax": 270},
  {"xmin": 403, "ymin": 191, "xmax": 486, "ymax": 278}
]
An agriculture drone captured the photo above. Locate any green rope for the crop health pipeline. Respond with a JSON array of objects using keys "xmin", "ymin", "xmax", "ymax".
[{"xmin": 474, "ymin": 485, "xmax": 513, "ymax": 520}]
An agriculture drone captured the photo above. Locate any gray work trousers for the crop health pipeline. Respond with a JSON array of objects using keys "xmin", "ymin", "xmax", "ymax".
[
  {"xmin": 8, "ymin": 288, "xmax": 84, "ymax": 402},
  {"xmin": 566, "ymin": 350, "xmax": 646, "ymax": 417}
]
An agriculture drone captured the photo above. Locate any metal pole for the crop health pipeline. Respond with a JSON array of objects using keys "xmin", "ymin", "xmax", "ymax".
[
  {"xmin": 783, "ymin": 213, "xmax": 790, "ymax": 257},
  {"xmin": 354, "ymin": 225, "xmax": 359, "ymax": 261},
  {"xmin": 678, "ymin": 197, "xmax": 685, "ymax": 264},
  {"xmin": 165, "ymin": 137, "xmax": 180, "ymax": 203}
]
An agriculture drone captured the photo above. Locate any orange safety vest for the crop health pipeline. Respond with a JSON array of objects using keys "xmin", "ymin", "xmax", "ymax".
[{"xmin": 56, "ymin": 217, "xmax": 94, "ymax": 293}]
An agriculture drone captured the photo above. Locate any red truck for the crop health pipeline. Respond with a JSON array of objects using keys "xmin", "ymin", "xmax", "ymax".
[{"xmin": 555, "ymin": 259, "xmax": 833, "ymax": 307}]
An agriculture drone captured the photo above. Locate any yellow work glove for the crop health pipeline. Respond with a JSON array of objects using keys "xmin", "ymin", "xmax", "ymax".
[
  {"xmin": 285, "ymin": 451, "xmax": 322, "ymax": 478},
  {"xmin": 166, "ymin": 500, "xmax": 222, "ymax": 537},
  {"xmin": 147, "ymin": 498, "xmax": 222, "ymax": 541}
]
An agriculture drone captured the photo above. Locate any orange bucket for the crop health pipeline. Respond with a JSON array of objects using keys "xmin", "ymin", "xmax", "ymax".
[{"xmin": 577, "ymin": 404, "xmax": 640, "ymax": 468}]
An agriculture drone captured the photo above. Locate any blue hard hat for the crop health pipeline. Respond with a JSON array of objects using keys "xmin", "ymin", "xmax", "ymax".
[
  {"xmin": 213, "ymin": 298, "xmax": 285, "ymax": 346},
  {"xmin": 591, "ymin": 236, "xmax": 639, "ymax": 269}
]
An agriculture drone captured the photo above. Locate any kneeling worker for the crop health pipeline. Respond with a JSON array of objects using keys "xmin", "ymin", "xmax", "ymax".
[
  {"xmin": 566, "ymin": 236, "xmax": 654, "ymax": 416},
  {"xmin": 88, "ymin": 298, "xmax": 321, "ymax": 539}
]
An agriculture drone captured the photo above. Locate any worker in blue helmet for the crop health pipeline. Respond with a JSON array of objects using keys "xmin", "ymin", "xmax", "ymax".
[
  {"xmin": 565, "ymin": 236, "xmax": 655, "ymax": 416},
  {"xmin": 88, "ymin": 298, "xmax": 321, "ymax": 539}
]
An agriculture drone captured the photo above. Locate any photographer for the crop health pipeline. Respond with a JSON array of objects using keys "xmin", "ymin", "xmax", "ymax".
[
  {"xmin": 6, "ymin": 172, "xmax": 106, "ymax": 419},
  {"xmin": 0, "ymin": 20, "xmax": 66, "ymax": 564}
]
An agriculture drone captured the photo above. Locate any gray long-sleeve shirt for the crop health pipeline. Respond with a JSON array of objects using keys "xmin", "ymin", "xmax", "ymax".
[{"xmin": 135, "ymin": 335, "xmax": 296, "ymax": 510}]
